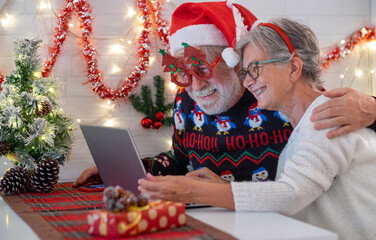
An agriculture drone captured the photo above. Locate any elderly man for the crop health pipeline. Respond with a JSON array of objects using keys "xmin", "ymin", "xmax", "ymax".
[{"xmin": 73, "ymin": 1, "xmax": 376, "ymax": 187}]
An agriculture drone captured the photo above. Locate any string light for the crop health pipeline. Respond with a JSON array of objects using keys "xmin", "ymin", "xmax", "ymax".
[
  {"xmin": 370, "ymin": 40, "xmax": 376, "ymax": 50},
  {"xmin": 110, "ymin": 44, "xmax": 124, "ymax": 54},
  {"xmin": 169, "ymin": 82, "xmax": 177, "ymax": 91},
  {"xmin": 340, "ymin": 74, "xmax": 345, "ymax": 79},
  {"xmin": 77, "ymin": 119, "xmax": 81, "ymax": 123},
  {"xmin": 39, "ymin": 1, "xmax": 51, "ymax": 10},
  {"xmin": 371, "ymin": 69, "xmax": 375, "ymax": 74},
  {"xmin": 0, "ymin": 13, "xmax": 12, "ymax": 28},
  {"xmin": 355, "ymin": 69, "xmax": 362, "ymax": 77},
  {"xmin": 127, "ymin": 7, "xmax": 136, "ymax": 17},
  {"xmin": 34, "ymin": 72, "xmax": 42, "ymax": 78},
  {"xmin": 111, "ymin": 65, "xmax": 121, "ymax": 74}
]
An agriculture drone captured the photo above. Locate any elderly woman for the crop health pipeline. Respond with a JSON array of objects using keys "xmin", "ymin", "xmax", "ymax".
[{"xmin": 139, "ymin": 17, "xmax": 376, "ymax": 239}]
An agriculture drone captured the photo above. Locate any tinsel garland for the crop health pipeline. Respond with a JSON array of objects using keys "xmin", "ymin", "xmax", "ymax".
[
  {"xmin": 321, "ymin": 26, "xmax": 376, "ymax": 69},
  {"xmin": 41, "ymin": 0, "xmax": 170, "ymax": 101}
]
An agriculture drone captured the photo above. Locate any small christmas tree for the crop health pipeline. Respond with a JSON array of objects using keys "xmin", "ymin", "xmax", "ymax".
[{"xmin": 0, "ymin": 39, "xmax": 75, "ymax": 194}]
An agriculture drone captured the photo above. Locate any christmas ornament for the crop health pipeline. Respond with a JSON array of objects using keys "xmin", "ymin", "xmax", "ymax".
[
  {"xmin": 0, "ymin": 140, "xmax": 10, "ymax": 155},
  {"xmin": 0, "ymin": 166, "xmax": 31, "ymax": 195},
  {"xmin": 103, "ymin": 185, "xmax": 149, "ymax": 212},
  {"xmin": 30, "ymin": 157, "xmax": 60, "ymax": 193},
  {"xmin": 36, "ymin": 100, "xmax": 53, "ymax": 116},
  {"xmin": 153, "ymin": 121, "xmax": 162, "ymax": 129},
  {"xmin": 129, "ymin": 76, "xmax": 173, "ymax": 129},
  {"xmin": 322, "ymin": 26, "xmax": 376, "ymax": 69},
  {"xmin": 155, "ymin": 111, "xmax": 165, "ymax": 122},
  {"xmin": 40, "ymin": 0, "xmax": 170, "ymax": 101},
  {"xmin": 141, "ymin": 117, "xmax": 153, "ymax": 129}
]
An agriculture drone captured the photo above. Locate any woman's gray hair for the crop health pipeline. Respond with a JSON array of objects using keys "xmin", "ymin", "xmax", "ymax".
[{"xmin": 236, "ymin": 17, "xmax": 322, "ymax": 87}]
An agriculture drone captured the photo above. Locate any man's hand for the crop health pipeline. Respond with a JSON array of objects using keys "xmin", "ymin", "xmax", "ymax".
[
  {"xmin": 72, "ymin": 166, "xmax": 102, "ymax": 188},
  {"xmin": 311, "ymin": 87, "xmax": 376, "ymax": 138},
  {"xmin": 185, "ymin": 167, "xmax": 228, "ymax": 184}
]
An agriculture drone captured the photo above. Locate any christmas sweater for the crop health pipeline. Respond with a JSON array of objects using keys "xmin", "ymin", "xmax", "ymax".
[{"xmin": 143, "ymin": 89, "xmax": 293, "ymax": 182}]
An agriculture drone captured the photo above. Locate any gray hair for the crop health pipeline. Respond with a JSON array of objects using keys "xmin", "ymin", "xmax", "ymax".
[{"xmin": 236, "ymin": 17, "xmax": 322, "ymax": 87}]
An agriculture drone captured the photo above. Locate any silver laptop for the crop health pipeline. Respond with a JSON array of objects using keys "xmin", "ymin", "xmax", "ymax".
[{"xmin": 80, "ymin": 124, "xmax": 146, "ymax": 194}]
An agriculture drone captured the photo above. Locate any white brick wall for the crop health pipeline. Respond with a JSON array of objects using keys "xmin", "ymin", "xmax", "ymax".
[{"xmin": 0, "ymin": 0, "xmax": 374, "ymax": 181}]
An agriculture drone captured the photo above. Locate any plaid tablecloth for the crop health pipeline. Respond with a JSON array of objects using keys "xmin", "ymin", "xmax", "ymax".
[{"xmin": 1, "ymin": 183, "xmax": 236, "ymax": 240}]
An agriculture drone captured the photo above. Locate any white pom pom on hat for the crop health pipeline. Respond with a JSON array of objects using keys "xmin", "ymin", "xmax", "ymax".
[
  {"xmin": 169, "ymin": 1, "xmax": 260, "ymax": 67},
  {"xmin": 222, "ymin": 47, "xmax": 240, "ymax": 68}
]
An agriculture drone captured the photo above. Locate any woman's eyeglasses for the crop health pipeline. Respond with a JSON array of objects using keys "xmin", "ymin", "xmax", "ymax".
[{"xmin": 238, "ymin": 58, "xmax": 290, "ymax": 82}]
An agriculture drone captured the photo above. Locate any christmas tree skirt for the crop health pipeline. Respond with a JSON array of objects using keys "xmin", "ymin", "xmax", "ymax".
[{"xmin": 0, "ymin": 183, "xmax": 236, "ymax": 240}]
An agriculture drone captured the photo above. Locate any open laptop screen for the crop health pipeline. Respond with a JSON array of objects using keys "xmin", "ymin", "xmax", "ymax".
[{"xmin": 80, "ymin": 125, "xmax": 146, "ymax": 194}]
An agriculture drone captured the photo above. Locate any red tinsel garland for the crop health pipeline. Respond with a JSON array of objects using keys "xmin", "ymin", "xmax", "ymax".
[
  {"xmin": 41, "ymin": 0, "xmax": 169, "ymax": 101},
  {"xmin": 321, "ymin": 26, "xmax": 376, "ymax": 69}
]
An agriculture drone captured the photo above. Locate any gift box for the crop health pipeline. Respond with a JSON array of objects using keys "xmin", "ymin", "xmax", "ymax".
[{"xmin": 87, "ymin": 201, "xmax": 186, "ymax": 237}]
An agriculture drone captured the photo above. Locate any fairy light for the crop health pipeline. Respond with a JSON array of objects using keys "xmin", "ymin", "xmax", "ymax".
[
  {"xmin": 48, "ymin": 87, "xmax": 54, "ymax": 93},
  {"xmin": 1, "ymin": 13, "xmax": 12, "ymax": 28},
  {"xmin": 107, "ymin": 100, "xmax": 111, "ymax": 105},
  {"xmin": 355, "ymin": 69, "xmax": 362, "ymax": 77},
  {"xmin": 127, "ymin": 7, "xmax": 136, "ymax": 17},
  {"xmin": 370, "ymin": 40, "xmax": 376, "ymax": 50},
  {"xmin": 110, "ymin": 44, "xmax": 124, "ymax": 54},
  {"xmin": 68, "ymin": 23, "xmax": 74, "ymax": 27},
  {"xmin": 77, "ymin": 119, "xmax": 81, "ymax": 123},
  {"xmin": 34, "ymin": 72, "xmax": 42, "ymax": 78},
  {"xmin": 340, "ymin": 74, "xmax": 345, "ymax": 79},
  {"xmin": 111, "ymin": 65, "xmax": 121, "ymax": 74},
  {"xmin": 127, "ymin": 40, "xmax": 132, "ymax": 44},
  {"xmin": 104, "ymin": 118, "xmax": 114, "ymax": 127},
  {"xmin": 39, "ymin": 1, "xmax": 51, "ymax": 10},
  {"xmin": 371, "ymin": 69, "xmax": 375, "ymax": 74},
  {"xmin": 361, "ymin": 27, "xmax": 368, "ymax": 35},
  {"xmin": 340, "ymin": 40, "xmax": 346, "ymax": 44},
  {"xmin": 149, "ymin": 57, "xmax": 155, "ymax": 65},
  {"xmin": 169, "ymin": 82, "xmax": 177, "ymax": 91}
]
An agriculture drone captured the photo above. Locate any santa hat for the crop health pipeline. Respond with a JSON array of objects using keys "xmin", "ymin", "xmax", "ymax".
[
  {"xmin": 169, "ymin": 1, "xmax": 260, "ymax": 68},
  {"xmin": 221, "ymin": 170, "xmax": 233, "ymax": 176}
]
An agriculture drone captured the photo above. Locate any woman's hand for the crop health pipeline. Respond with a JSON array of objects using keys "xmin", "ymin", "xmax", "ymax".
[
  {"xmin": 311, "ymin": 87, "xmax": 376, "ymax": 138},
  {"xmin": 72, "ymin": 166, "xmax": 102, "ymax": 187},
  {"xmin": 186, "ymin": 167, "xmax": 229, "ymax": 184},
  {"xmin": 138, "ymin": 173, "xmax": 197, "ymax": 202}
]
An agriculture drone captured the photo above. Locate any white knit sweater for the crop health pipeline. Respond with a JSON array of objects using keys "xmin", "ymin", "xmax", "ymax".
[{"xmin": 231, "ymin": 95, "xmax": 376, "ymax": 240}]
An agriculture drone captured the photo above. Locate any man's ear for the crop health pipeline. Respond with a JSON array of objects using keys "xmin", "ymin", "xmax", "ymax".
[{"xmin": 289, "ymin": 56, "xmax": 303, "ymax": 83}]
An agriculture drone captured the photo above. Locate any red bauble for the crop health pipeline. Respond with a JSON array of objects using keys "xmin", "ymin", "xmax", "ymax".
[
  {"xmin": 141, "ymin": 117, "xmax": 153, "ymax": 129},
  {"xmin": 155, "ymin": 111, "xmax": 165, "ymax": 122},
  {"xmin": 153, "ymin": 121, "xmax": 162, "ymax": 130}
]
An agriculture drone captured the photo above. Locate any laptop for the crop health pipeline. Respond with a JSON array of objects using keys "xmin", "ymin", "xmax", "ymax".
[
  {"xmin": 80, "ymin": 124, "xmax": 146, "ymax": 194},
  {"xmin": 80, "ymin": 124, "xmax": 210, "ymax": 208}
]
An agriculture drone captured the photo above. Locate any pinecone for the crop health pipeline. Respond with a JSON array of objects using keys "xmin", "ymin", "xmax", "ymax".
[
  {"xmin": 0, "ymin": 140, "xmax": 10, "ymax": 155},
  {"xmin": 0, "ymin": 166, "xmax": 31, "ymax": 195},
  {"xmin": 103, "ymin": 186, "xmax": 149, "ymax": 212},
  {"xmin": 30, "ymin": 157, "xmax": 59, "ymax": 193},
  {"xmin": 36, "ymin": 100, "xmax": 52, "ymax": 116}
]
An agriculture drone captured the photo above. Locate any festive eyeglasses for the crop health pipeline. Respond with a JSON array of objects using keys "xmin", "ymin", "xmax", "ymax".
[
  {"xmin": 238, "ymin": 58, "xmax": 290, "ymax": 82},
  {"xmin": 159, "ymin": 43, "xmax": 221, "ymax": 87}
]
